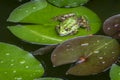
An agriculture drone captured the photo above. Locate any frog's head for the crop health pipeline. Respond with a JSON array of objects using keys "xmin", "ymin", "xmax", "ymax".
[{"xmin": 56, "ymin": 16, "xmax": 79, "ymax": 36}]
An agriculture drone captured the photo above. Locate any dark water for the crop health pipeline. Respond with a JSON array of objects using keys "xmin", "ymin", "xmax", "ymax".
[{"xmin": 0, "ymin": 0, "xmax": 120, "ymax": 80}]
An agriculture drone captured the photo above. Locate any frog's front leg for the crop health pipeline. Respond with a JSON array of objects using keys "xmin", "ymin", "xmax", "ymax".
[{"xmin": 70, "ymin": 29, "xmax": 78, "ymax": 35}]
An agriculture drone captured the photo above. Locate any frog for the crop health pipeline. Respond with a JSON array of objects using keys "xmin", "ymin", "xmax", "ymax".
[{"xmin": 55, "ymin": 13, "xmax": 90, "ymax": 36}]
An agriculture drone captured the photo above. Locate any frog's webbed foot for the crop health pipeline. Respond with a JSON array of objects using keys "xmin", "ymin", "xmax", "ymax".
[
  {"xmin": 56, "ymin": 25, "xmax": 61, "ymax": 35},
  {"xmin": 53, "ymin": 15, "xmax": 65, "ymax": 22},
  {"xmin": 53, "ymin": 13, "xmax": 76, "ymax": 22},
  {"xmin": 80, "ymin": 25, "xmax": 91, "ymax": 31},
  {"xmin": 85, "ymin": 25, "xmax": 91, "ymax": 31},
  {"xmin": 70, "ymin": 30, "xmax": 78, "ymax": 35},
  {"xmin": 56, "ymin": 25, "xmax": 60, "ymax": 30},
  {"xmin": 78, "ymin": 16, "xmax": 91, "ymax": 31}
]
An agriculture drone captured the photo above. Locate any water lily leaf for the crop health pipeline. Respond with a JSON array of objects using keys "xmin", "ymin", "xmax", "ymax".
[
  {"xmin": 33, "ymin": 45, "xmax": 57, "ymax": 55},
  {"xmin": 110, "ymin": 64, "xmax": 120, "ymax": 80},
  {"xmin": 47, "ymin": 0, "xmax": 89, "ymax": 8},
  {"xmin": 8, "ymin": 23, "xmax": 100, "ymax": 45},
  {"xmin": 103, "ymin": 14, "xmax": 120, "ymax": 39},
  {"xmin": 51, "ymin": 35, "xmax": 120, "ymax": 76},
  {"xmin": 7, "ymin": 0, "xmax": 100, "ymax": 25},
  {"xmin": 0, "ymin": 42, "xmax": 44, "ymax": 80},
  {"xmin": 34, "ymin": 77, "xmax": 63, "ymax": 80},
  {"xmin": 7, "ymin": 0, "xmax": 48, "ymax": 23},
  {"xmin": 7, "ymin": 0, "xmax": 101, "ymax": 45}
]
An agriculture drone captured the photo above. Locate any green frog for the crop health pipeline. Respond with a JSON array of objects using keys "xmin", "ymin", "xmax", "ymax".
[{"xmin": 55, "ymin": 13, "xmax": 90, "ymax": 36}]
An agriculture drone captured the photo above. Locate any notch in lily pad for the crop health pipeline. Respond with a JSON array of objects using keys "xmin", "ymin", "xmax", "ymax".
[
  {"xmin": 103, "ymin": 14, "xmax": 120, "ymax": 39},
  {"xmin": 51, "ymin": 35, "xmax": 120, "ymax": 76},
  {"xmin": 0, "ymin": 42, "xmax": 44, "ymax": 80},
  {"xmin": 7, "ymin": 0, "xmax": 101, "ymax": 45}
]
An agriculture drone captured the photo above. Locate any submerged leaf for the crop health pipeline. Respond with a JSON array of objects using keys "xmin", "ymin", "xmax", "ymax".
[
  {"xmin": 0, "ymin": 42, "xmax": 44, "ymax": 80},
  {"xmin": 33, "ymin": 45, "xmax": 57, "ymax": 55},
  {"xmin": 103, "ymin": 14, "xmax": 120, "ymax": 39},
  {"xmin": 51, "ymin": 35, "xmax": 120, "ymax": 76},
  {"xmin": 7, "ymin": 0, "xmax": 101, "ymax": 45},
  {"xmin": 110, "ymin": 64, "xmax": 120, "ymax": 80},
  {"xmin": 47, "ymin": 0, "xmax": 89, "ymax": 8}
]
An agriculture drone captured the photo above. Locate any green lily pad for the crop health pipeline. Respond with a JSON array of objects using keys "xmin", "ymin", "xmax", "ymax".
[
  {"xmin": 7, "ymin": 0, "xmax": 101, "ymax": 45},
  {"xmin": 110, "ymin": 64, "xmax": 120, "ymax": 80},
  {"xmin": 0, "ymin": 42, "xmax": 44, "ymax": 80},
  {"xmin": 51, "ymin": 35, "xmax": 120, "ymax": 76},
  {"xmin": 7, "ymin": 0, "xmax": 48, "ymax": 23},
  {"xmin": 7, "ymin": 0, "xmax": 92, "ymax": 24},
  {"xmin": 34, "ymin": 77, "xmax": 63, "ymax": 80},
  {"xmin": 47, "ymin": 0, "xmax": 89, "ymax": 8}
]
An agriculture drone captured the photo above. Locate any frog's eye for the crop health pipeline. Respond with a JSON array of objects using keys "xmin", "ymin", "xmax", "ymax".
[{"xmin": 65, "ymin": 28, "xmax": 71, "ymax": 31}]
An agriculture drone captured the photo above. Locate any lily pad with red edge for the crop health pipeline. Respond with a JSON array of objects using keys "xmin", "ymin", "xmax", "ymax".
[
  {"xmin": 103, "ymin": 14, "xmax": 120, "ymax": 39},
  {"xmin": 51, "ymin": 35, "xmax": 120, "ymax": 76},
  {"xmin": 0, "ymin": 42, "xmax": 44, "ymax": 80},
  {"xmin": 7, "ymin": 0, "xmax": 101, "ymax": 45},
  {"xmin": 110, "ymin": 64, "xmax": 120, "ymax": 80}
]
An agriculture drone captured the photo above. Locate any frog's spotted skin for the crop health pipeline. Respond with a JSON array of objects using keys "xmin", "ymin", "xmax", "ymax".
[
  {"xmin": 56, "ymin": 13, "xmax": 90, "ymax": 36},
  {"xmin": 55, "ymin": 13, "xmax": 76, "ymax": 22},
  {"xmin": 56, "ymin": 16, "xmax": 79, "ymax": 36}
]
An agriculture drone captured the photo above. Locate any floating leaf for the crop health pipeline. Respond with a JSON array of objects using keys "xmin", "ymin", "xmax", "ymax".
[
  {"xmin": 110, "ymin": 64, "xmax": 120, "ymax": 80},
  {"xmin": 7, "ymin": 0, "xmax": 94, "ymax": 24},
  {"xmin": 34, "ymin": 77, "xmax": 63, "ymax": 80},
  {"xmin": 47, "ymin": 0, "xmax": 89, "ymax": 8},
  {"xmin": 51, "ymin": 35, "xmax": 120, "ymax": 76},
  {"xmin": 103, "ymin": 14, "xmax": 120, "ymax": 39},
  {"xmin": 7, "ymin": 0, "xmax": 47, "ymax": 23},
  {"xmin": 7, "ymin": 0, "xmax": 101, "ymax": 45},
  {"xmin": 0, "ymin": 42, "xmax": 44, "ymax": 80},
  {"xmin": 33, "ymin": 45, "xmax": 57, "ymax": 55}
]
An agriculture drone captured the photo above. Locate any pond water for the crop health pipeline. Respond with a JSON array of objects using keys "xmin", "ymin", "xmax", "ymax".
[{"xmin": 0, "ymin": 0, "xmax": 120, "ymax": 80}]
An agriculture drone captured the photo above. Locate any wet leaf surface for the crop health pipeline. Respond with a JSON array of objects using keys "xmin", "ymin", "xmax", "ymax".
[
  {"xmin": 33, "ymin": 45, "xmax": 57, "ymax": 55},
  {"xmin": 51, "ymin": 35, "xmax": 120, "ymax": 76},
  {"xmin": 110, "ymin": 64, "xmax": 120, "ymax": 80},
  {"xmin": 34, "ymin": 77, "xmax": 63, "ymax": 80},
  {"xmin": 7, "ymin": 0, "xmax": 101, "ymax": 45},
  {"xmin": 47, "ymin": 0, "xmax": 89, "ymax": 8},
  {"xmin": 0, "ymin": 42, "xmax": 44, "ymax": 80},
  {"xmin": 103, "ymin": 14, "xmax": 120, "ymax": 39},
  {"xmin": 7, "ymin": 0, "xmax": 47, "ymax": 23}
]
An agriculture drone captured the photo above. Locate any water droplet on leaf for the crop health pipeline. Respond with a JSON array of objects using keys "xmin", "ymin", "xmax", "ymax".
[
  {"xmin": 51, "ymin": 35, "xmax": 120, "ymax": 76},
  {"xmin": 103, "ymin": 14, "xmax": 120, "ymax": 39},
  {"xmin": 0, "ymin": 42, "xmax": 44, "ymax": 80}
]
